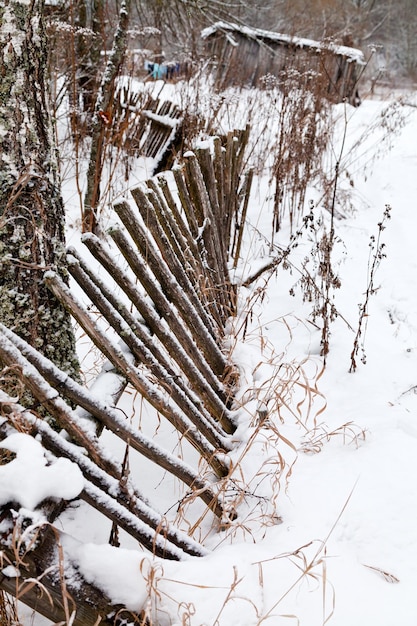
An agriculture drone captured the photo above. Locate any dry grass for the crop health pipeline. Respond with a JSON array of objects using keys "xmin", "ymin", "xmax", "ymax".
[
  {"xmin": 0, "ymin": 519, "xmax": 55, "ymax": 626},
  {"xmin": 300, "ymin": 421, "xmax": 367, "ymax": 454},
  {"xmin": 0, "ymin": 591, "xmax": 19, "ymax": 626},
  {"xmin": 1, "ymin": 39, "xmax": 396, "ymax": 626},
  {"xmin": 267, "ymin": 68, "xmax": 332, "ymax": 236}
]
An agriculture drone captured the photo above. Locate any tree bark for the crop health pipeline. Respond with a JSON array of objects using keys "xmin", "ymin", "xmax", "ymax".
[
  {"xmin": 82, "ymin": 0, "xmax": 131, "ymax": 232},
  {"xmin": 75, "ymin": 0, "xmax": 105, "ymax": 115},
  {"xmin": 0, "ymin": 0, "xmax": 79, "ymax": 382}
]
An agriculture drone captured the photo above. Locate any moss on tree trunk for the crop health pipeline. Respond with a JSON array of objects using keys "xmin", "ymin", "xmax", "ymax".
[{"xmin": 0, "ymin": 0, "xmax": 80, "ymax": 385}]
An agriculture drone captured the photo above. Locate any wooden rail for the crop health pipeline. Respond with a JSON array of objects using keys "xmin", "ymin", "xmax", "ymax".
[
  {"xmin": 0, "ymin": 515, "xmax": 135, "ymax": 626},
  {"xmin": 0, "ymin": 128, "xmax": 253, "ymax": 623}
]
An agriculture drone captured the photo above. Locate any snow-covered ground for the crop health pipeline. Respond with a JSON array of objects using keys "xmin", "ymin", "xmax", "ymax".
[{"xmin": 3, "ymin": 82, "xmax": 417, "ymax": 625}]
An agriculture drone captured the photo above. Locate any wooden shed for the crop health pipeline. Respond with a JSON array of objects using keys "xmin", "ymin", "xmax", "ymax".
[{"xmin": 201, "ymin": 21, "xmax": 365, "ymax": 105}]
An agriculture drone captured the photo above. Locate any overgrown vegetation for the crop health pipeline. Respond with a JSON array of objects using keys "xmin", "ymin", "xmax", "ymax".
[{"xmin": 0, "ymin": 0, "xmax": 411, "ymax": 623}]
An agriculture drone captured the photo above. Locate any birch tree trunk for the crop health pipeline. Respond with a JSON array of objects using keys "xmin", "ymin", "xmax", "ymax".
[{"xmin": 0, "ymin": 0, "xmax": 80, "ymax": 381}]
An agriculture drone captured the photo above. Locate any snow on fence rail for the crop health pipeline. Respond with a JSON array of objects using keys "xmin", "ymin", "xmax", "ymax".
[
  {"xmin": 0, "ymin": 128, "xmax": 253, "ymax": 624},
  {"xmin": 115, "ymin": 84, "xmax": 184, "ymax": 171}
]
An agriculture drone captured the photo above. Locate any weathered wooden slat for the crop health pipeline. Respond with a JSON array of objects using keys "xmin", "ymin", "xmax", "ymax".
[
  {"xmin": 80, "ymin": 232, "xmax": 230, "ymax": 412},
  {"xmin": 44, "ymin": 272, "xmax": 230, "ymax": 478},
  {"xmin": 232, "ymin": 167, "xmax": 254, "ymax": 268},
  {"xmin": 0, "ymin": 525, "xmax": 126, "ymax": 626},
  {"xmin": 223, "ymin": 131, "xmax": 235, "ymax": 244},
  {"xmin": 0, "ymin": 324, "xmax": 229, "ymax": 521},
  {"xmin": 172, "ymin": 164, "xmax": 200, "ymax": 238},
  {"xmin": 119, "ymin": 190, "xmax": 220, "ymax": 341},
  {"xmin": 67, "ymin": 250, "xmax": 232, "ymax": 436},
  {"xmin": 107, "ymin": 225, "xmax": 229, "ymax": 380},
  {"xmin": 195, "ymin": 144, "xmax": 222, "ymax": 229},
  {"xmin": 145, "ymin": 180, "xmax": 191, "ymax": 277},
  {"xmin": 213, "ymin": 135, "xmax": 226, "ymax": 218},
  {"xmin": 183, "ymin": 152, "xmax": 231, "ymax": 320}
]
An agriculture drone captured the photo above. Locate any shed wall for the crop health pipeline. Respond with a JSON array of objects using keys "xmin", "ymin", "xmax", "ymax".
[{"xmin": 205, "ymin": 31, "xmax": 361, "ymax": 104}]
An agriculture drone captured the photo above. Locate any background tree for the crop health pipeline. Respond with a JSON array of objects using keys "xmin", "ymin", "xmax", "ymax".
[
  {"xmin": 0, "ymin": 0, "xmax": 80, "ymax": 383},
  {"xmin": 75, "ymin": 0, "xmax": 105, "ymax": 114},
  {"xmin": 82, "ymin": 0, "xmax": 131, "ymax": 232},
  {"xmin": 241, "ymin": 0, "xmax": 416, "ymax": 82},
  {"xmin": 131, "ymin": 0, "xmax": 251, "ymax": 59}
]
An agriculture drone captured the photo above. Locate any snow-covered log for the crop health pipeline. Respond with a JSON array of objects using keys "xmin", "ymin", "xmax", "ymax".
[
  {"xmin": 66, "ymin": 253, "xmax": 233, "ymax": 444},
  {"xmin": 0, "ymin": 391, "xmax": 211, "ymax": 558},
  {"xmin": 0, "ymin": 323, "xmax": 229, "ymax": 518},
  {"xmin": 0, "ymin": 521, "xmax": 123, "ymax": 626},
  {"xmin": 0, "ymin": 329, "xmax": 141, "ymax": 487},
  {"xmin": 80, "ymin": 232, "xmax": 234, "ymax": 424},
  {"xmin": 43, "ymin": 273, "xmax": 231, "ymax": 478}
]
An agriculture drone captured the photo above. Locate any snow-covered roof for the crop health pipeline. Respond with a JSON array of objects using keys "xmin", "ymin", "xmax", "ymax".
[{"xmin": 201, "ymin": 21, "xmax": 365, "ymax": 64}]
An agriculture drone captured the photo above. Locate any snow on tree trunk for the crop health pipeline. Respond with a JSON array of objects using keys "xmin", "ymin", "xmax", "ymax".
[{"xmin": 0, "ymin": 0, "xmax": 79, "ymax": 381}]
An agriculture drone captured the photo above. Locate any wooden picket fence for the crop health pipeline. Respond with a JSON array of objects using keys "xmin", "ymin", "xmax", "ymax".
[
  {"xmin": 114, "ymin": 85, "xmax": 185, "ymax": 171},
  {"xmin": 0, "ymin": 128, "xmax": 253, "ymax": 624}
]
